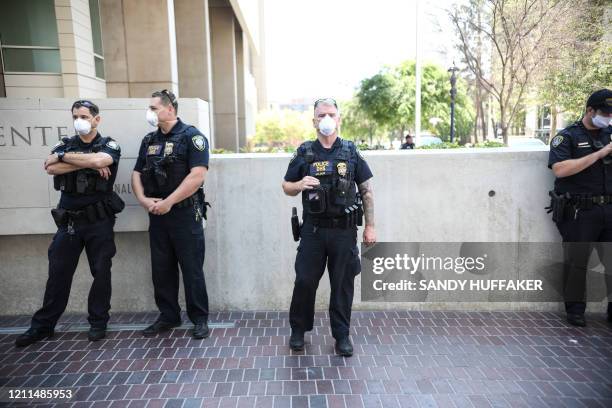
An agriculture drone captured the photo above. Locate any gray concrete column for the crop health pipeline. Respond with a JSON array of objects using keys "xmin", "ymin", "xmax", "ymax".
[
  {"xmin": 235, "ymin": 22, "xmax": 247, "ymax": 148},
  {"xmin": 174, "ymin": 0, "xmax": 215, "ymax": 143},
  {"xmin": 209, "ymin": 1, "xmax": 239, "ymax": 152},
  {"xmin": 100, "ymin": 0, "xmax": 178, "ymax": 97}
]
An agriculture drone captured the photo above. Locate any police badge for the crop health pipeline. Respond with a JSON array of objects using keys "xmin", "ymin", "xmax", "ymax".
[
  {"xmin": 106, "ymin": 140, "xmax": 120, "ymax": 150},
  {"xmin": 337, "ymin": 162, "xmax": 347, "ymax": 177},
  {"xmin": 192, "ymin": 135, "xmax": 206, "ymax": 151},
  {"xmin": 551, "ymin": 135, "xmax": 564, "ymax": 148}
]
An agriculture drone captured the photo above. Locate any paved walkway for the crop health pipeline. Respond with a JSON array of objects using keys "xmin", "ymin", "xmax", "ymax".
[{"xmin": 1, "ymin": 311, "xmax": 611, "ymax": 408}]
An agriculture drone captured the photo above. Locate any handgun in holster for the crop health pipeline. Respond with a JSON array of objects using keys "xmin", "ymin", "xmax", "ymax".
[
  {"xmin": 546, "ymin": 190, "xmax": 570, "ymax": 223},
  {"xmin": 291, "ymin": 207, "xmax": 301, "ymax": 242}
]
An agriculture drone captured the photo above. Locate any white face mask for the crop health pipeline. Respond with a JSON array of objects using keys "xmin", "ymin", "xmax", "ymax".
[
  {"xmin": 592, "ymin": 114, "xmax": 612, "ymax": 129},
  {"xmin": 318, "ymin": 115, "xmax": 336, "ymax": 137},
  {"xmin": 146, "ymin": 109, "xmax": 159, "ymax": 127},
  {"xmin": 74, "ymin": 118, "xmax": 92, "ymax": 135}
]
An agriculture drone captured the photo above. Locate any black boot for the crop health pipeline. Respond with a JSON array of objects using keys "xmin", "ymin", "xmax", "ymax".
[
  {"xmin": 142, "ymin": 320, "xmax": 181, "ymax": 337},
  {"xmin": 567, "ymin": 313, "xmax": 586, "ymax": 327},
  {"xmin": 193, "ymin": 322, "xmax": 210, "ymax": 339},
  {"xmin": 15, "ymin": 328, "xmax": 54, "ymax": 347},
  {"xmin": 88, "ymin": 327, "xmax": 106, "ymax": 342},
  {"xmin": 335, "ymin": 336, "xmax": 353, "ymax": 357},
  {"xmin": 289, "ymin": 330, "xmax": 304, "ymax": 351}
]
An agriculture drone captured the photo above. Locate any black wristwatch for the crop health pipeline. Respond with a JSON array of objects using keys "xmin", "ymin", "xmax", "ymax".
[{"xmin": 57, "ymin": 151, "xmax": 65, "ymax": 162}]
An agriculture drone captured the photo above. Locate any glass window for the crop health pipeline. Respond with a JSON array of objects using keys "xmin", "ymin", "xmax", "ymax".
[
  {"xmin": 0, "ymin": 0, "xmax": 60, "ymax": 73},
  {"xmin": 89, "ymin": 0, "xmax": 105, "ymax": 79},
  {"xmin": 0, "ymin": 0, "xmax": 59, "ymax": 47},
  {"xmin": 2, "ymin": 48, "xmax": 61, "ymax": 73}
]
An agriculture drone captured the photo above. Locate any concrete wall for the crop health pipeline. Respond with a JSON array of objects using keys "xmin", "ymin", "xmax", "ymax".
[{"xmin": 3, "ymin": 99, "xmax": 589, "ymax": 315}]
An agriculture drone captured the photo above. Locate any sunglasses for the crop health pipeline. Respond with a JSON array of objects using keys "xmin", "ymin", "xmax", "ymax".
[
  {"xmin": 71, "ymin": 100, "xmax": 98, "ymax": 115},
  {"xmin": 314, "ymin": 98, "xmax": 338, "ymax": 110},
  {"xmin": 160, "ymin": 89, "xmax": 177, "ymax": 105}
]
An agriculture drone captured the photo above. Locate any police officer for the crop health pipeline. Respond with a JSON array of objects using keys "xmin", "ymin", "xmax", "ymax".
[
  {"xmin": 132, "ymin": 90, "xmax": 211, "ymax": 339},
  {"xmin": 283, "ymin": 98, "xmax": 377, "ymax": 356},
  {"xmin": 15, "ymin": 100, "xmax": 123, "ymax": 347},
  {"xmin": 401, "ymin": 134, "xmax": 415, "ymax": 149},
  {"xmin": 548, "ymin": 88, "xmax": 612, "ymax": 326}
]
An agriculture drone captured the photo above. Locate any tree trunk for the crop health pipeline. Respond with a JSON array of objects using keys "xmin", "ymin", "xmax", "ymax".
[{"xmin": 548, "ymin": 105, "xmax": 558, "ymax": 144}]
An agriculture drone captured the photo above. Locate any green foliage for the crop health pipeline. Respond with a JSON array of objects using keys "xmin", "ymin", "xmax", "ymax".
[
  {"xmin": 475, "ymin": 140, "xmax": 505, "ymax": 148},
  {"xmin": 417, "ymin": 141, "xmax": 461, "ymax": 149},
  {"xmin": 355, "ymin": 60, "xmax": 475, "ymax": 142},
  {"xmin": 251, "ymin": 110, "xmax": 313, "ymax": 149}
]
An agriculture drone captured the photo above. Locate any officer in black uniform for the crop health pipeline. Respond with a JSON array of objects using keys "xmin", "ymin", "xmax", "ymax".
[
  {"xmin": 15, "ymin": 100, "xmax": 123, "ymax": 347},
  {"xmin": 132, "ymin": 90, "xmax": 211, "ymax": 339},
  {"xmin": 283, "ymin": 98, "xmax": 377, "ymax": 356},
  {"xmin": 548, "ymin": 88, "xmax": 612, "ymax": 326},
  {"xmin": 400, "ymin": 134, "xmax": 415, "ymax": 149}
]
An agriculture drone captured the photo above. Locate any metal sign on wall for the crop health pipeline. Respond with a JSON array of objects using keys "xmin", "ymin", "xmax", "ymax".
[{"xmin": 0, "ymin": 98, "xmax": 210, "ymax": 235}]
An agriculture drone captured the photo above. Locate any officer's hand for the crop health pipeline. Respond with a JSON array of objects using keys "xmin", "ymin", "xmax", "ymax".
[
  {"xmin": 363, "ymin": 225, "xmax": 376, "ymax": 247},
  {"xmin": 44, "ymin": 154, "xmax": 59, "ymax": 169},
  {"xmin": 140, "ymin": 197, "xmax": 161, "ymax": 210},
  {"xmin": 599, "ymin": 143, "xmax": 612, "ymax": 158},
  {"xmin": 299, "ymin": 176, "xmax": 320, "ymax": 191},
  {"xmin": 149, "ymin": 199, "xmax": 172, "ymax": 216},
  {"xmin": 98, "ymin": 167, "xmax": 112, "ymax": 180}
]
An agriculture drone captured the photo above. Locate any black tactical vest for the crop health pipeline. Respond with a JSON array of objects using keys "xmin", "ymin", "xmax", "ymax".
[
  {"xmin": 53, "ymin": 136, "xmax": 114, "ymax": 194},
  {"xmin": 300, "ymin": 140, "xmax": 358, "ymax": 218},
  {"xmin": 140, "ymin": 128, "xmax": 194, "ymax": 197}
]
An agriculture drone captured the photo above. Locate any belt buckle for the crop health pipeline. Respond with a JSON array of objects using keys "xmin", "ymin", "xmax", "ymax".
[{"xmin": 597, "ymin": 196, "xmax": 605, "ymax": 205}]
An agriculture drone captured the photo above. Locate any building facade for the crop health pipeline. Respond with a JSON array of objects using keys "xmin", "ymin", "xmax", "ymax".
[{"xmin": 0, "ymin": 0, "xmax": 267, "ymax": 151}]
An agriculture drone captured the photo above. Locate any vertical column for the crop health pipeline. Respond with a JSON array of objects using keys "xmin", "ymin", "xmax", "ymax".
[
  {"xmin": 210, "ymin": 1, "xmax": 239, "ymax": 152},
  {"xmin": 100, "ymin": 0, "xmax": 178, "ymax": 97},
  {"xmin": 174, "ymin": 0, "xmax": 215, "ymax": 141},
  {"xmin": 99, "ymin": 0, "xmax": 129, "ymax": 97},
  {"xmin": 235, "ymin": 23, "xmax": 247, "ymax": 148},
  {"xmin": 55, "ymin": 0, "xmax": 106, "ymax": 98}
]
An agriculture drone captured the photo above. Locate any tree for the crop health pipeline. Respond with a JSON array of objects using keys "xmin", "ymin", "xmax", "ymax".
[
  {"xmin": 339, "ymin": 99, "xmax": 381, "ymax": 146},
  {"xmin": 536, "ymin": 0, "xmax": 612, "ymax": 140},
  {"xmin": 450, "ymin": 0, "xmax": 576, "ymax": 145},
  {"xmin": 356, "ymin": 60, "xmax": 475, "ymax": 143},
  {"xmin": 251, "ymin": 110, "xmax": 313, "ymax": 150}
]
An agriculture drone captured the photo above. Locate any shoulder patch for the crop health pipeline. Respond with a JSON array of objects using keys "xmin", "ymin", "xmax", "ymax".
[
  {"xmin": 289, "ymin": 151, "xmax": 298, "ymax": 164},
  {"xmin": 356, "ymin": 148, "xmax": 366, "ymax": 160},
  {"xmin": 192, "ymin": 135, "xmax": 206, "ymax": 151},
  {"xmin": 551, "ymin": 135, "xmax": 564, "ymax": 148},
  {"xmin": 106, "ymin": 140, "xmax": 120, "ymax": 150}
]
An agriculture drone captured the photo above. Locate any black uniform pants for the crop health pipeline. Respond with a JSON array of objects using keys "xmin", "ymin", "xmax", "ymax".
[
  {"xmin": 289, "ymin": 221, "xmax": 361, "ymax": 339},
  {"xmin": 556, "ymin": 204, "xmax": 612, "ymax": 315},
  {"xmin": 31, "ymin": 218, "xmax": 116, "ymax": 330},
  {"xmin": 148, "ymin": 205, "xmax": 208, "ymax": 324}
]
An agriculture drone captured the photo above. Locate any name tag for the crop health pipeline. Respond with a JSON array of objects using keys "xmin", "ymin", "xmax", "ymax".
[
  {"xmin": 310, "ymin": 161, "xmax": 332, "ymax": 176},
  {"xmin": 577, "ymin": 142, "xmax": 590, "ymax": 149},
  {"xmin": 147, "ymin": 144, "xmax": 162, "ymax": 155}
]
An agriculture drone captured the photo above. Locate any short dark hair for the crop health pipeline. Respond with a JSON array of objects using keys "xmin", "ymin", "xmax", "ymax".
[
  {"xmin": 405, "ymin": 134, "xmax": 413, "ymax": 139},
  {"xmin": 152, "ymin": 89, "xmax": 178, "ymax": 113},
  {"xmin": 71, "ymin": 100, "xmax": 99, "ymax": 116}
]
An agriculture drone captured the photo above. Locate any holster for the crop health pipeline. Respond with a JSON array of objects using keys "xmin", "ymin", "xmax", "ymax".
[
  {"xmin": 107, "ymin": 191, "xmax": 125, "ymax": 214},
  {"xmin": 546, "ymin": 190, "xmax": 570, "ymax": 223},
  {"xmin": 50, "ymin": 208, "xmax": 68, "ymax": 228},
  {"xmin": 291, "ymin": 207, "xmax": 301, "ymax": 241}
]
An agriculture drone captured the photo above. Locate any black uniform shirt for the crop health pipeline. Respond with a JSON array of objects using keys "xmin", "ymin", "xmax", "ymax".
[
  {"xmin": 284, "ymin": 137, "xmax": 373, "ymax": 184},
  {"xmin": 548, "ymin": 120, "xmax": 612, "ymax": 195},
  {"xmin": 134, "ymin": 118, "xmax": 209, "ymax": 174},
  {"xmin": 52, "ymin": 133, "xmax": 121, "ymax": 210}
]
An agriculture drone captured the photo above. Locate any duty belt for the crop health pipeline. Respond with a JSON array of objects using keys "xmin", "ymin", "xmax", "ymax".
[
  {"xmin": 174, "ymin": 194, "xmax": 198, "ymax": 208},
  {"xmin": 308, "ymin": 215, "xmax": 355, "ymax": 229},
  {"xmin": 571, "ymin": 195, "xmax": 612, "ymax": 207}
]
